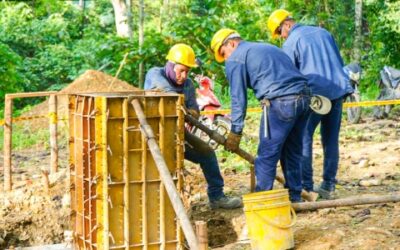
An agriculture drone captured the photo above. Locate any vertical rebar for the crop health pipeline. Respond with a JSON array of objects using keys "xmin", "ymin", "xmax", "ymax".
[
  {"xmin": 159, "ymin": 97, "xmax": 166, "ymax": 249},
  {"xmin": 122, "ymin": 98, "xmax": 130, "ymax": 249}
]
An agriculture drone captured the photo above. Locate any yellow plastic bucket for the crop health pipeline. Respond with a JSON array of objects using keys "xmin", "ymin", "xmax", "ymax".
[{"xmin": 243, "ymin": 189, "xmax": 296, "ymax": 250}]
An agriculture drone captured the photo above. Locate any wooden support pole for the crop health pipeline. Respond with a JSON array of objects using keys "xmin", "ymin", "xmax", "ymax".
[
  {"xmin": 5, "ymin": 91, "xmax": 58, "ymax": 99},
  {"xmin": 49, "ymin": 94, "xmax": 58, "ymax": 173},
  {"xmin": 130, "ymin": 98, "xmax": 199, "ymax": 250},
  {"xmin": 195, "ymin": 221, "xmax": 208, "ymax": 250},
  {"xmin": 292, "ymin": 193, "xmax": 400, "ymax": 212},
  {"xmin": 41, "ymin": 169, "xmax": 50, "ymax": 194},
  {"xmin": 4, "ymin": 97, "xmax": 13, "ymax": 191}
]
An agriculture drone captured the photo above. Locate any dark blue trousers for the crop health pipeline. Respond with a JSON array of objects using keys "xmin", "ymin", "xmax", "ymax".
[
  {"xmin": 255, "ymin": 93, "xmax": 310, "ymax": 202},
  {"xmin": 302, "ymin": 98, "xmax": 343, "ymax": 191},
  {"xmin": 185, "ymin": 132, "xmax": 224, "ymax": 201}
]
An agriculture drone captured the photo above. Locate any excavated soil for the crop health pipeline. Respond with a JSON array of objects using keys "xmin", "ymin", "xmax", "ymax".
[
  {"xmin": 1, "ymin": 105, "xmax": 400, "ymax": 249},
  {"xmin": 21, "ymin": 70, "xmax": 139, "ymax": 130}
]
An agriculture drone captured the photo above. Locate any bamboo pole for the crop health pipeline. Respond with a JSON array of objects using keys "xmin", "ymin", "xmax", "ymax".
[
  {"xmin": 49, "ymin": 94, "xmax": 58, "ymax": 173},
  {"xmin": 4, "ymin": 97, "xmax": 13, "ymax": 191},
  {"xmin": 195, "ymin": 221, "xmax": 208, "ymax": 250},
  {"xmin": 130, "ymin": 98, "xmax": 199, "ymax": 250},
  {"xmin": 292, "ymin": 193, "xmax": 400, "ymax": 212}
]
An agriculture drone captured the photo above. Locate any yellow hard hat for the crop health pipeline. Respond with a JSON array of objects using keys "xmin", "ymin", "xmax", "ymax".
[
  {"xmin": 210, "ymin": 28, "xmax": 238, "ymax": 63},
  {"xmin": 166, "ymin": 43, "xmax": 198, "ymax": 68},
  {"xmin": 268, "ymin": 9, "xmax": 291, "ymax": 39}
]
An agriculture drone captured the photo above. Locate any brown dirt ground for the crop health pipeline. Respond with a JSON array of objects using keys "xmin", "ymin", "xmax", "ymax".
[
  {"xmin": 1, "ymin": 102, "xmax": 400, "ymax": 249},
  {"xmin": 188, "ymin": 114, "xmax": 400, "ymax": 250}
]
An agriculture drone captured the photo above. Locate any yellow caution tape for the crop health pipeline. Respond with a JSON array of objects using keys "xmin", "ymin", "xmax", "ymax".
[
  {"xmin": 48, "ymin": 112, "xmax": 58, "ymax": 124},
  {"xmin": 0, "ymin": 114, "xmax": 67, "ymax": 127},
  {"xmin": 0, "ymin": 99, "xmax": 399, "ymax": 126},
  {"xmin": 342, "ymin": 99, "xmax": 400, "ymax": 108},
  {"xmin": 200, "ymin": 99, "xmax": 400, "ymax": 115}
]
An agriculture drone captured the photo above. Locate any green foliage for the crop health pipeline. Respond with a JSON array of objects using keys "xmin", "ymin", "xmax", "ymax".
[
  {"xmin": 0, "ymin": 125, "xmax": 49, "ymax": 151},
  {"xmin": 0, "ymin": 42, "xmax": 23, "ymax": 107},
  {"xmin": 361, "ymin": 0, "xmax": 400, "ymax": 98}
]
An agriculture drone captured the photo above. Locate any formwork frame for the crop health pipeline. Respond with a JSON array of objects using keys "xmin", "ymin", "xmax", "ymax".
[{"xmin": 69, "ymin": 92, "xmax": 185, "ymax": 250}]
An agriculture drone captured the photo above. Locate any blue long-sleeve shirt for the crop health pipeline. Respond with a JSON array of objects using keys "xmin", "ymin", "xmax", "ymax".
[
  {"xmin": 225, "ymin": 41, "xmax": 308, "ymax": 134},
  {"xmin": 144, "ymin": 67, "xmax": 199, "ymax": 111},
  {"xmin": 282, "ymin": 24, "xmax": 353, "ymax": 100}
]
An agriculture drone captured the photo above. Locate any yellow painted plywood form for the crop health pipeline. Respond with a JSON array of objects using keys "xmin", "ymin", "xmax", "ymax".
[{"xmin": 70, "ymin": 92, "xmax": 184, "ymax": 250}]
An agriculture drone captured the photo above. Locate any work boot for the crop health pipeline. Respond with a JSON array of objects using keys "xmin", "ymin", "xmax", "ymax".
[
  {"xmin": 209, "ymin": 196, "xmax": 243, "ymax": 210},
  {"xmin": 302, "ymin": 190, "xmax": 319, "ymax": 202},
  {"xmin": 314, "ymin": 185, "xmax": 336, "ymax": 200}
]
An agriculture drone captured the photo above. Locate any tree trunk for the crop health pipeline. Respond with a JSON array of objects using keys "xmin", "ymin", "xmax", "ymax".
[
  {"xmin": 79, "ymin": 0, "xmax": 85, "ymax": 9},
  {"xmin": 354, "ymin": 0, "xmax": 363, "ymax": 62},
  {"xmin": 138, "ymin": 0, "xmax": 145, "ymax": 88},
  {"xmin": 159, "ymin": 0, "xmax": 169, "ymax": 32},
  {"xmin": 323, "ymin": 0, "xmax": 331, "ymax": 15},
  {"xmin": 111, "ymin": 0, "xmax": 133, "ymax": 38}
]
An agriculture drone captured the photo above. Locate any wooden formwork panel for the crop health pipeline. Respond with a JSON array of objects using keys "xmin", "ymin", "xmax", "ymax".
[{"xmin": 69, "ymin": 92, "xmax": 185, "ymax": 250}]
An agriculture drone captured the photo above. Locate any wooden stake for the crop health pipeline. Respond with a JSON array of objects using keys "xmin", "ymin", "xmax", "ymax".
[
  {"xmin": 5, "ymin": 91, "xmax": 57, "ymax": 99},
  {"xmin": 195, "ymin": 221, "xmax": 208, "ymax": 250},
  {"xmin": 130, "ymin": 98, "xmax": 199, "ymax": 250},
  {"xmin": 292, "ymin": 192, "xmax": 400, "ymax": 212},
  {"xmin": 4, "ymin": 97, "xmax": 13, "ymax": 191},
  {"xmin": 41, "ymin": 170, "xmax": 50, "ymax": 194},
  {"xmin": 49, "ymin": 94, "xmax": 58, "ymax": 173}
]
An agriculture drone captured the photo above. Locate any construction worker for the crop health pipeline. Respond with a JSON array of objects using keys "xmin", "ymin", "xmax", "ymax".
[
  {"xmin": 210, "ymin": 29, "xmax": 311, "ymax": 202},
  {"xmin": 144, "ymin": 43, "xmax": 242, "ymax": 209},
  {"xmin": 268, "ymin": 9, "xmax": 353, "ymax": 199}
]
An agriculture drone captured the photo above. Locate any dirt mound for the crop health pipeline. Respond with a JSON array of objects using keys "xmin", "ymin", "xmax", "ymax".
[
  {"xmin": 21, "ymin": 70, "xmax": 140, "ymax": 129},
  {"xmin": 59, "ymin": 70, "xmax": 139, "ymax": 94},
  {"xmin": 0, "ymin": 170, "xmax": 70, "ymax": 249}
]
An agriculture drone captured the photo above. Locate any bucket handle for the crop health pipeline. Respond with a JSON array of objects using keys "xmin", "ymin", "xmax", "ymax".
[{"xmin": 253, "ymin": 206, "xmax": 297, "ymax": 229}]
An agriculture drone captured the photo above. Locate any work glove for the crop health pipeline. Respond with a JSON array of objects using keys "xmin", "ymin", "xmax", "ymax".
[
  {"xmin": 187, "ymin": 108, "xmax": 200, "ymax": 120},
  {"xmin": 224, "ymin": 131, "xmax": 242, "ymax": 152}
]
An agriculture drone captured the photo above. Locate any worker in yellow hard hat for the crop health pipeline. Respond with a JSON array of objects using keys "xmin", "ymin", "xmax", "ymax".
[
  {"xmin": 268, "ymin": 9, "xmax": 354, "ymax": 199},
  {"xmin": 267, "ymin": 9, "xmax": 292, "ymax": 39},
  {"xmin": 210, "ymin": 29, "xmax": 312, "ymax": 203},
  {"xmin": 144, "ymin": 43, "xmax": 242, "ymax": 209}
]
